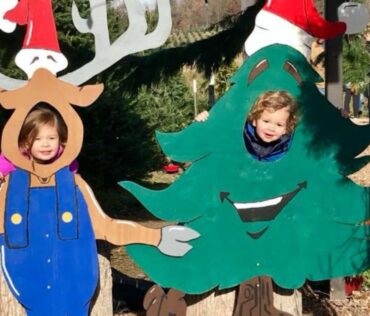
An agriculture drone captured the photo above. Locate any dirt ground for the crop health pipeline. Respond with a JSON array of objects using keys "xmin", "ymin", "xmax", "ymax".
[{"xmin": 112, "ymin": 117, "xmax": 370, "ymax": 315}]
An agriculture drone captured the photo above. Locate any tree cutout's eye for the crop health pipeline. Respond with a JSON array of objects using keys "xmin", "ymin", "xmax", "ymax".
[
  {"xmin": 283, "ymin": 62, "xmax": 303, "ymax": 86},
  {"xmin": 248, "ymin": 59, "xmax": 269, "ymax": 84}
]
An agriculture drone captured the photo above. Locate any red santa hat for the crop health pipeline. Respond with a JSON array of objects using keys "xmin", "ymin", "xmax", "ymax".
[
  {"xmin": 263, "ymin": 0, "xmax": 346, "ymax": 40},
  {"xmin": 245, "ymin": 0, "xmax": 347, "ymax": 58},
  {"xmin": 4, "ymin": 0, "xmax": 68, "ymax": 78}
]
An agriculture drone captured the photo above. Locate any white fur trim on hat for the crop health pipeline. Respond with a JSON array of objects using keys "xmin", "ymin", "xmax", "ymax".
[
  {"xmin": 245, "ymin": 10, "xmax": 314, "ymax": 59},
  {"xmin": 0, "ymin": 0, "xmax": 17, "ymax": 33},
  {"xmin": 15, "ymin": 48, "xmax": 68, "ymax": 79}
]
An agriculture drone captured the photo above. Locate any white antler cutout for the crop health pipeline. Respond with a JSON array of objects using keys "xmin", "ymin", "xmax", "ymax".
[
  {"xmin": 63, "ymin": 0, "xmax": 172, "ymax": 85},
  {"xmin": 0, "ymin": 0, "xmax": 172, "ymax": 90}
]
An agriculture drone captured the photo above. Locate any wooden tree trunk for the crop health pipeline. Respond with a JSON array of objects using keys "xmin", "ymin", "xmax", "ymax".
[
  {"xmin": 0, "ymin": 242, "xmax": 113, "ymax": 316},
  {"xmin": 185, "ymin": 277, "xmax": 302, "ymax": 316}
]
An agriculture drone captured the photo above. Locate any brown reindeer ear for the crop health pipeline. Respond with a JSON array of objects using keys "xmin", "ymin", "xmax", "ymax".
[
  {"xmin": 58, "ymin": 82, "xmax": 104, "ymax": 107},
  {"xmin": 0, "ymin": 88, "xmax": 25, "ymax": 109}
]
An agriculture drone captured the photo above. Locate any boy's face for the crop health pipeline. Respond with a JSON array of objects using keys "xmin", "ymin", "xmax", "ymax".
[
  {"xmin": 30, "ymin": 124, "xmax": 60, "ymax": 163},
  {"xmin": 252, "ymin": 107, "xmax": 289, "ymax": 143}
]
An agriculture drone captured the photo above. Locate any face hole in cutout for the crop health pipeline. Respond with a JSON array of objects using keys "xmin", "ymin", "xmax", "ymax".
[
  {"xmin": 243, "ymin": 91, "xmax": 299, "ymax": 162},
  {"xmin": 18, "ymin": 103, "xmax": 68, "ymax": 165}
]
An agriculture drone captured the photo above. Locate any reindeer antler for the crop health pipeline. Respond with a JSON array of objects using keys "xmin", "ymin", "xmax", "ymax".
[
  {"xmin": 0, "ymin": 0, "xmax": 172, "ymax": 90},
  {"xmin": 62, "ymin": 0, "xmax": 172, "ymax": 85}
]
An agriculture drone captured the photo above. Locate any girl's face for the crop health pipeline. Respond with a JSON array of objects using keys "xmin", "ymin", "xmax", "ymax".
[
  {"xmin": 30, "ymin": 124, "xmax": 60, "ymax": 163},
  {"xmin": 252, "ymin": 107, "xmax": 289, "ymax": 143}
]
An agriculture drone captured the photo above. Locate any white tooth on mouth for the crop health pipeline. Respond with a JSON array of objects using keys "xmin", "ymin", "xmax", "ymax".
[{"xmin": 234, "ymin": 196, "xmax": 283, "ymax": 210}]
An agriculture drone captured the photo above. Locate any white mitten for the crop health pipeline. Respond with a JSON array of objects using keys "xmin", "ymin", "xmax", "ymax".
[{"xmin": 158, "ymin": 225, "xmax": 200, "ymax": 257}]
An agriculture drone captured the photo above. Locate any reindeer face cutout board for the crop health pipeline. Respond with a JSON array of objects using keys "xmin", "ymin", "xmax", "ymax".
[
  {"xmin": 0, "ymin": 1, "xmax": 199, "ymax": 315},
  {"xmin": 0, "ymin": 69, "xmax": 103, "ymax": 179}
]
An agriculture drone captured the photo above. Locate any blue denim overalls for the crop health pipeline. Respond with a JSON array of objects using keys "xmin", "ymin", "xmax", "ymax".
[{"xmin": 0, "ymin": 167, "xmax": 99, "ymax": 316}]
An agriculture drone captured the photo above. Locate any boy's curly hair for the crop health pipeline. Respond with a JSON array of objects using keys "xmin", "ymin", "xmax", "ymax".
[{"xmin": 247, "ymin": 91, "xmax": 299, "ymax": 134}]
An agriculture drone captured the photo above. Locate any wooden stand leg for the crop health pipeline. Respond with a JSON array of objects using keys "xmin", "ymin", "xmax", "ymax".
[
  {"xmin": 144, "ymin": 277, "xmax": 302, "ymax": 316},
  {"xmin": 144, "ymin": 285, "xmax": 186, "ymax": 316}
]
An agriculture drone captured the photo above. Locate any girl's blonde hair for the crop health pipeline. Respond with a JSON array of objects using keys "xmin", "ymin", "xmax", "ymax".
[
  {"xmin": 18, "ymin": 104, "xmax": 67, "ymax": 151},
  {"xmin": 247, "ymin": 91, "xmax": 299, "ymax": 134}
]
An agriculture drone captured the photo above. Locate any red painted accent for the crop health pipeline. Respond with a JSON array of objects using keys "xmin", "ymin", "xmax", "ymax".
[
  {"xmin": 5, "ymin": 0, "xmax": 61, "ymax": 52},
  {"xmin": 164, "ymin": 164, "xmax": 180, "ymax": 173},
  {"xmin": 344, "ymin": 276, "xmax": 363, "ymax": 296}
]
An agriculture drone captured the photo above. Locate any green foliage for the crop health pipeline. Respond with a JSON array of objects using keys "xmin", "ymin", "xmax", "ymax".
[
  {"xmin": 77, "ymin": 70, "xmax": 208, "ymax": 191},
  {"xmin": 77, "ymin": 87, "xmax": 158, "ymax": 189},
  {"xmin": 214, "ymin": 59, "xmax": 239, "ymax": 97},
  {"xmin": 129, "ymin": 71, "xmax": 208, "ymax": 144},
  {"xmin": 343, "ymin": 35, "xmax": 370, "ymax": 87},
  {"xmin": 360, "ymin": 269, "xmax": 370, "ymax": 290},
  {"xmin": 146, "ymin": 10, "xmax": 159, "ymax": 34},
  {"xmin": 55, "ymin": 0, "xmax": 93, "ymax": 48},
  {"xmin": 107, "ymin": 6, "xmax": 128, "ymax": 43}
]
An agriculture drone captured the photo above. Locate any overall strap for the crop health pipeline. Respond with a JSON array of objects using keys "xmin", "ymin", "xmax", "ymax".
[
  {"xmin": 5, "ymin": 169, "xmax": 29, "ymax": 248},
  {"xmin": 55, "ymin": 167, "xmax": 78, "ymax": 240}
]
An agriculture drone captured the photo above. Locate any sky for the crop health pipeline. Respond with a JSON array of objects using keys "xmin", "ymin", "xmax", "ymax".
[
  {"xmin": 111, "ymin": 0, "xmax": 157, "ymax": 10},
  {"xmin": 140, "ymin": 0, "xmax": 157, "ymax": 10}
]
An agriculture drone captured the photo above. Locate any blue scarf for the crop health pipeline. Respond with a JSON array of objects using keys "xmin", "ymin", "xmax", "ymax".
[{"xmin": 243, "ymin": 123, "xmax": 293, "ymax": 162}]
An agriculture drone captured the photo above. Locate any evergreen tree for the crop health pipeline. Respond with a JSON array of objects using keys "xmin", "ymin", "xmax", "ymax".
[{"xmin": 343, "ymin": 34, "xmax": 370, "ymax": 89}]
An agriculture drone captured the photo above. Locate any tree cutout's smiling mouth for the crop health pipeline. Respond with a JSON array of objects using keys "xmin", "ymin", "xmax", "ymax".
[{"xmin": 220, "ymin": 182, "xmax": 307, "ymax": 239}]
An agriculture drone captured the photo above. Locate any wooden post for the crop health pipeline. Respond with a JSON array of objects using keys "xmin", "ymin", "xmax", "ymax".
[
  {"xmin": 325, "ymin": 0, "xmax": 345, "ymax": 108},
  {"xmin": 324, "ymin": 0, "xmax": 347, "ymax": 300}
]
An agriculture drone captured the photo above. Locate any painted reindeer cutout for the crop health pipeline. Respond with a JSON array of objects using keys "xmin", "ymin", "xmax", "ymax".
[{"xmin": 0, "ymin": 0, "xmax": 199, "ymax": 315}]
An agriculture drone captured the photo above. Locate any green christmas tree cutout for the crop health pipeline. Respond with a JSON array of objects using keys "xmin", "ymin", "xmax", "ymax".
[{"xmin": 120, "ymin": 44, "xmax": 370, "ymax": 294}]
